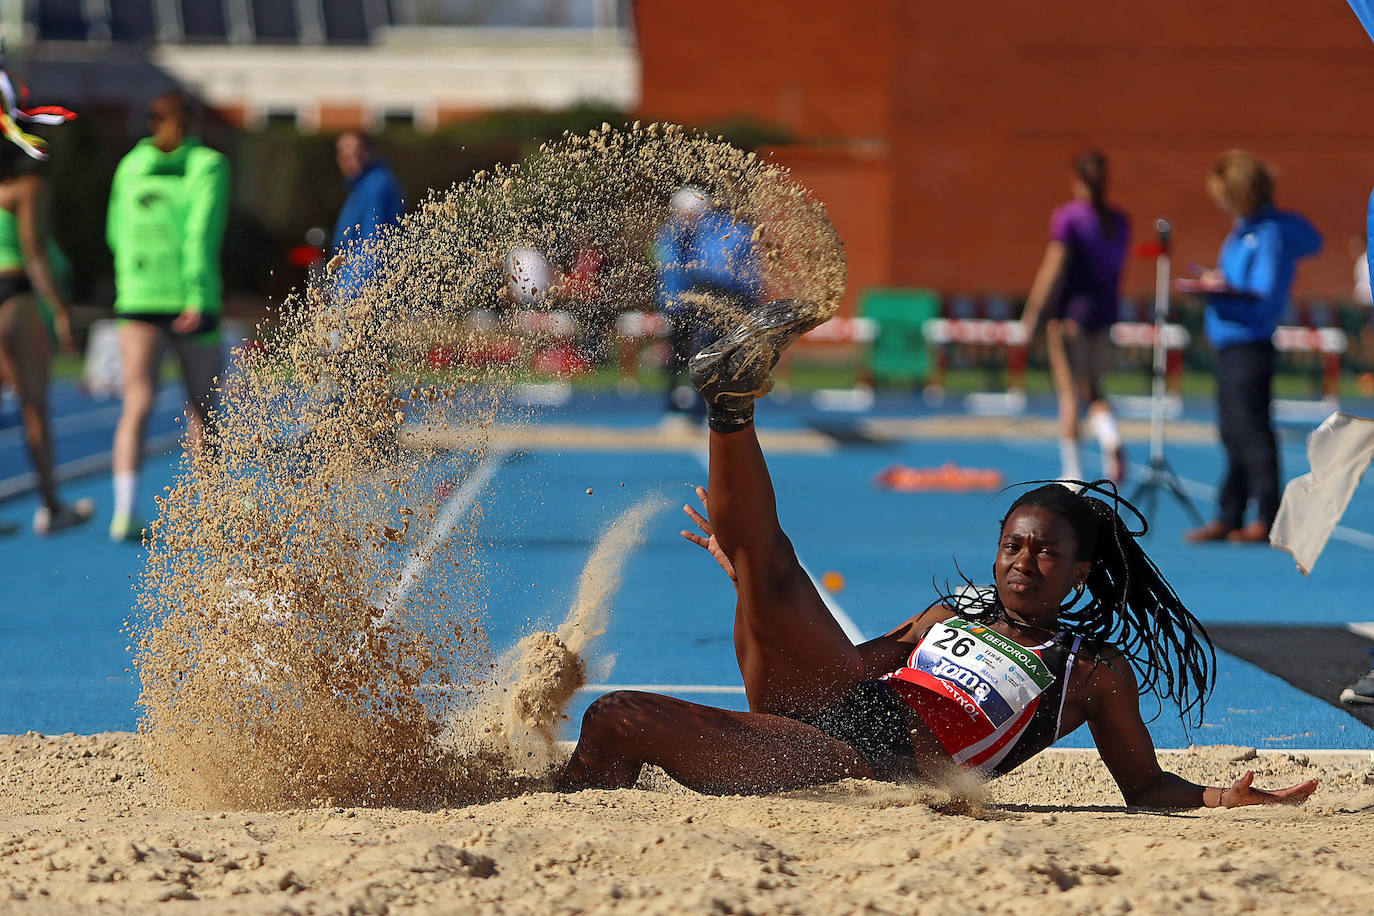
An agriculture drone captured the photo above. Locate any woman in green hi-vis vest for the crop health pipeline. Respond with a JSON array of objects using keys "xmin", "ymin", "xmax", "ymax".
[{"xmin": 105, "ymin": 91, "xmax": 230, "ymax": 542}]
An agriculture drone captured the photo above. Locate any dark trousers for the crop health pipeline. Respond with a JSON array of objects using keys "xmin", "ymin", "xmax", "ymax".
[{"xmin": 1215, "ymin": 341, "xmax": 1280, "ymax": 528}]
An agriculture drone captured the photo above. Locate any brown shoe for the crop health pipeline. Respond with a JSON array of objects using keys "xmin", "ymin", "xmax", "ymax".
[
  {"xmin": 1226, "ymin": 520, "xmax": 1271, "ymax": 543},
  {"xmin": 1185, "ymin": 520, "xmax": 1235, "ymax": 543}
]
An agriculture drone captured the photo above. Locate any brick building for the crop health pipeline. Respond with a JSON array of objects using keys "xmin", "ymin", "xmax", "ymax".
[{"xmin": 635, "ymin": 0, "xmax": 1374, "ymax": 313}]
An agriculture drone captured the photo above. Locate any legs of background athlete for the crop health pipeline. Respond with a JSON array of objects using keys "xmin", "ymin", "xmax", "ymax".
[
  {"xmin": 113, "ymin": 321, "xmax": 162, "ymax": 481},
  {"xmin": 0, "ymin": 295, "xmax": 58, "ymax": 511},
  {"xmin": 166, "ymin": 331, "xmax": 222, "ymax": 458},
  {"xmin": 1045, "ymin": 319, "xmax": 1082, "ymax": 481}
]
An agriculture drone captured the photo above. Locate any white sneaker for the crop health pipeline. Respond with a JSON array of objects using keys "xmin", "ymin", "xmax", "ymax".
[
  {"xmin": 108, "ymin": 510, "xmax": 147, "ymax": 543},
  {"xmin": 34, "ymin": 498, "xmax": 95, "ymax": 535}
]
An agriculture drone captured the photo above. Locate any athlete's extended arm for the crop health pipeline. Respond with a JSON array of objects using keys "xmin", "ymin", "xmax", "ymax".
[
  {"xmin": 15, "ymin": 175, "xmax": 73, "ymax": 352},
  {"xmin": 1084, "ymin": 657, "xmax": 1317, "ymax": 808},
  {"xmin": 1019, "ymin": 240, "xmax": 1068, "ymax": 334}
]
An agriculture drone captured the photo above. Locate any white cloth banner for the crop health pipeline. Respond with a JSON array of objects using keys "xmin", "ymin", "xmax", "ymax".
[{"xmin": 1270, "ymin": 412, "xmax": 1374, "ymax": 574}]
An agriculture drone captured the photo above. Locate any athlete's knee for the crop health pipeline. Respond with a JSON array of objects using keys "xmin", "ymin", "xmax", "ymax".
[{"xmin": 580, "ymin": 691, "xmax": 665, "ymax": 744}]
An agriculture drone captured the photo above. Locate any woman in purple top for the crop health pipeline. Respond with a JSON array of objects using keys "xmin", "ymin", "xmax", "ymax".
[{"xmin": 1022, "ymin": 149, "xmax": 1131, "ymax": 484}]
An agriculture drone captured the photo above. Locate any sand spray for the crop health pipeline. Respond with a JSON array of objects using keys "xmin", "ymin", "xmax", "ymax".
[{"xmin": 129, "ymin": 123, "xmax": 845, "ymax": 808}]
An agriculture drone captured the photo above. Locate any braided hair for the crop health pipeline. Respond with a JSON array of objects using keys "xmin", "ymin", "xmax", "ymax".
[{"xmin": 939, "ymin": 480, "xmax": 1216, "ymax": 724}]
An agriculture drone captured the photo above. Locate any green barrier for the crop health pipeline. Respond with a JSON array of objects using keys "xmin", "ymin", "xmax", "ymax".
[{"xmin": 859, "ymin": 287, "xmax": 940, "ymax": 384}]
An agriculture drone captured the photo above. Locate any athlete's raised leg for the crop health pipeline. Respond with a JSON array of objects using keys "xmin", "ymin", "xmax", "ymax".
[{"xmin": 689, "ymin": 300, "xmax": 863, "ymax": 718}]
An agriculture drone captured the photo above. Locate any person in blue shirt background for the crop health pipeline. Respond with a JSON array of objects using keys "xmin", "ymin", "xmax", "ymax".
[
  {"xmin": 655, "ymin": 186, "xmax": 763, "ymax": 424},
  {"xmin": 331, "ymin": 130, "xmax": 405, "ymax": 301},
  {"xmin": 1178, "ymin": 150, "xmax": 1322, "ymax": 543}
]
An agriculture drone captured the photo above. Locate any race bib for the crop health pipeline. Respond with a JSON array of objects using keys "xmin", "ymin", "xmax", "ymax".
[{"xmin": 901, "ymin": 618, "xmax": 1055, "ymax": 729}]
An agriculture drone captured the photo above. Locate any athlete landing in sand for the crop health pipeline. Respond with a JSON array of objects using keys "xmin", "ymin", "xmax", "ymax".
[{"xmin": 561, "ymin": 299, "xmax": 1317, "ymax": 808}]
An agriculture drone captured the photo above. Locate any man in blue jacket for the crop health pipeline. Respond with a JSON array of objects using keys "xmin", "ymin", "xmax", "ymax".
[
  {"xmin": 332, "ymin": 131, "xmax": 404, "ymax": 300},
  {"xmin": 1180, "ymin": 151, "xmax": 1322, "ymax": 543},
  {"xmin": 655, "ymin": 186, "xmax": 763, "ymax": 423}
]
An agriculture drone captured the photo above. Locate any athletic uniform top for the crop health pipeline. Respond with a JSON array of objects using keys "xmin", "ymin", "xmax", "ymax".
[
  {"xmin": 0, "ymin": 207, "xmax": 21, "ymax": 272},
  {"xmin": 106, "ymin": 137, "xmax": 231, "ymax": 315},
  {"xmin": 881, "ymin": 617, "xmax": 1083, "ymax": 775},
  {"xmin": 656, "ymin": 208, "xmax": 763, "ymax": 315},
  {"xmin": 1048, "ymin": 199, "xmax": 1129, "ymax": 332}
]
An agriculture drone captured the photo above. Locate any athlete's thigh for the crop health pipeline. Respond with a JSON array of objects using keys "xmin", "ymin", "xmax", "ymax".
[
  {"xmin": 167, "ymin": 332, "xmax": 222, "ymax": 412},
  {"xmin": 628, "ymin": 693, "xmax": 875, "ymax": 793},
  {"xmin": 118, "ymin": 320, "xmax": 165, "ymax": 395},
  {"xmin": 0, "ymin": 295, "xmax": 49, "ymax": 403},
  {"xmin": 1044, "ymin": 320, "xmax": 1075, "ymax": 394}
]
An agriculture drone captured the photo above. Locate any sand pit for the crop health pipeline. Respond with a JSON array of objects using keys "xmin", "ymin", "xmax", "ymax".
[{"xmin": 1, "ymin": 734, "xmax": 1371, "ymax": 914}]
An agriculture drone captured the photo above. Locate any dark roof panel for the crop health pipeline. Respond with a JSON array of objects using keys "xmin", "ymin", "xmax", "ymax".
[
  {"xmin": 250, "ymin": 0, "xmax": 299, "ymax": 40},
  {"xmin": 36, "ymin": 0, "xmax": 88, "ymax": 41},
  {"xmin": 181, "ymin": 0, "xmax": 229, "ymax": 39},
  {"xmin": 322, "ymin": 0, "xmax": 369, "ymax": 41},
  {"xmin": 108, "ymin": 0, "xmax": 157, "ymax": 41}
]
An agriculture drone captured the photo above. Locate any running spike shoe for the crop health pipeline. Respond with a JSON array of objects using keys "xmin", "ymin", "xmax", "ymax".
[{"xmin": 688, "ymin": 298, "xmax": 824, "ymax": 433}]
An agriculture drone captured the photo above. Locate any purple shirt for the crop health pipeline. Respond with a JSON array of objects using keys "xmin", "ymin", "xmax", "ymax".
[{"xmin": 1049, "ymin": 199, "xmax": 1130, "ymax": 330}]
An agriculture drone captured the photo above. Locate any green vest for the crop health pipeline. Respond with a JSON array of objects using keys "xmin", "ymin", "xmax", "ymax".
[
  {"xmin": 106, "ymin": 137, "xmax": 230, "ymax": 314},
  {"xmin": 0, "ymin": 207, "xmax": 21, "ymax": 273}
]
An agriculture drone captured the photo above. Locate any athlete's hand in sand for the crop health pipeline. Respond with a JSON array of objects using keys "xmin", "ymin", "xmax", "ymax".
[
  {"xmin": 681, "ymin": 485, "xmax": 737, "ymax": 585},
  {"xmin": 1217, "ymin": 771, "xmax": 1318, "ymax": 807}
]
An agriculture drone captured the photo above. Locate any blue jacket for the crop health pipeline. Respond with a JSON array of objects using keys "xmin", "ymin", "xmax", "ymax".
[
  {"xmin": 656, "ymin": 208, "xmax": 763, "ymax": 313},
  {"xmin": 1366, "ymin": 187, "xmax": 1374, "ymax": 295},
  {"xmin": 1205, "ymin": 206, "xmax": 1322, "ymax": 349},
  {"xmin": 332, "ymin": 159, "xmax": 405, "ymax": 297}
]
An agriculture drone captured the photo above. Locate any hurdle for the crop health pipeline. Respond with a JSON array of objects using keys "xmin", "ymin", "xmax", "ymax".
[
  {"xmin": 788, "ymin": 315, "xmax": 878, "ymax": 410},
  {"xmin": 613, "ymin": 310, "xmax": 669, "ymax": 393},
  {"xmin": 1107, "ymin": 320, "xmax": 1190, "ymax": 418},
  {"xmin": 918, "ymin": 316, "xmax": 1193, "ymax": 418},
  {"xmin": 1273, "ymin": 325, "xmax": 1346, "ymax": 421},
  {"xmin": 922, "ymin": 317, "xmax": 1029, "ymax": 414}
]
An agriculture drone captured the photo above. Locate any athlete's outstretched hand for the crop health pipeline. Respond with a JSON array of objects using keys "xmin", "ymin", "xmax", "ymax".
[
  {"xmin": 680, "ymin": 485, "xmax": 736, "ymax": 585},
  {"xmin": 1218, "ymin": 771, "xmax": 1318, "ymax": 807}
]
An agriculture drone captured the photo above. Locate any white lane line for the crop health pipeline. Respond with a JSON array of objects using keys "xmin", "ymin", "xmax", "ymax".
[
  {"xmin": 0, "ymin": 388, "xmax": 183, "ymax": 450},
  {"xmin": 579, "ymin": 683, "xmax": 745, "ymax": 694},
  {"xmin": 378, "ymin": 451, "xmax": 505, "ymax": 621},
  {"xmin": 691, "ymin": 450, "xmax": 866, "ymax": 644},
  {"xmin": 0, "ymin": 429, "xmax": 184, "ymax": 501},
  {"xmin": 417, "ymin": 682, "xmax": 746, "ymax": 694}
]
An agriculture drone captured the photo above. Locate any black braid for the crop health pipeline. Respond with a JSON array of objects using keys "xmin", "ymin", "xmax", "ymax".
[{"xmin": 936, "ymin": 479, "xmax": 1216, "ymax": 725}]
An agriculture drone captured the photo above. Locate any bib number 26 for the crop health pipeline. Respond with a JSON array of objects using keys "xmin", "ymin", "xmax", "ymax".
[{"xmin": 931, "ymin": 630, "xmax": 975, "ymax": 657}]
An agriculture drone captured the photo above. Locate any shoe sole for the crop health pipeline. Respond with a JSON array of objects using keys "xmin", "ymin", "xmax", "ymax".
[
  {"xmin": 1339, "ymin": 688, "xmax": 1374, "ymax": 705},
  {"xmin": 689, "ymin": 299, "xmax": 824, "ymax": 400}
]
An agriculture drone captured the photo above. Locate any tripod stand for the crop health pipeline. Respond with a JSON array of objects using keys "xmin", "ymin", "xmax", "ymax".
[{"xmin": 1130, "ymin": 218, "xmax": 1203, "ymax": 526}]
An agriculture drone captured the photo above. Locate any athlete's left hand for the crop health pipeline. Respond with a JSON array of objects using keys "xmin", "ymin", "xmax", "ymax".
[
  {"xmin": 1218, "ymin": 771, "xmax": 1318, "ymax": 807},
  {"xmin": 680, "ymin": 485, "xmax": 736, "ymax": 585}
]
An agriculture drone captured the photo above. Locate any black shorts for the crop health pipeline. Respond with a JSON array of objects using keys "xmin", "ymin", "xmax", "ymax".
[
  {"xmin": 119, "ymin": 310, "xmax": 221, "ymax": 336},
  {"xmin": 0, "ymin": 273, "xmax": 32, "ymax": 303},
  {"xmin": 796, "ymin": 680, "xmax": 918, "ymax": 780}
]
